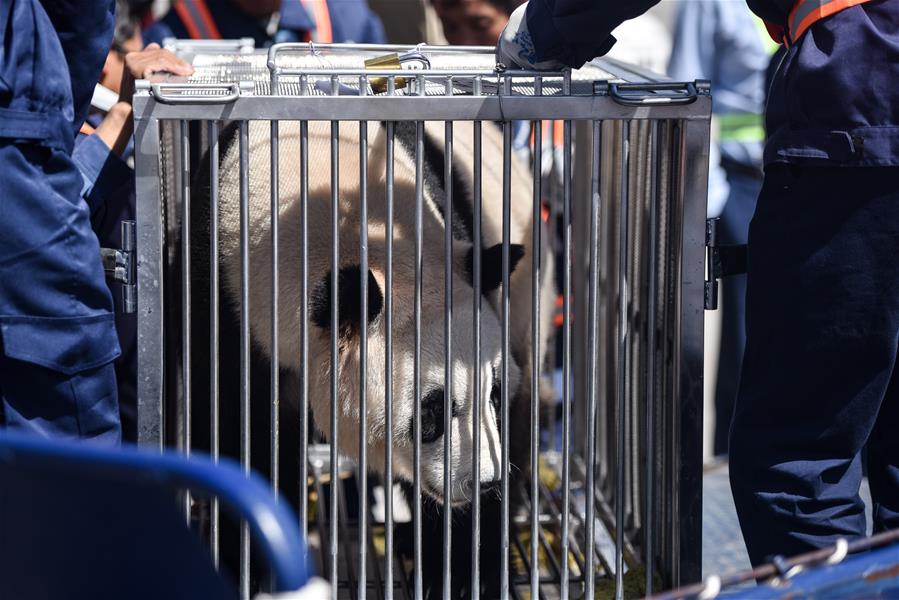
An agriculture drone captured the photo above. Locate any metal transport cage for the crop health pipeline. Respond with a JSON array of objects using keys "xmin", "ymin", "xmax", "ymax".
[{"xmin": 132, "ymin": 41, "xmax": 711, "ymax": 600}]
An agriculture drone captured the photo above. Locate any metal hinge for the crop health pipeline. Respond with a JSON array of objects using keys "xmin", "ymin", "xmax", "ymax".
[
  {"xmin": 705, "ymin": 218, "xmax": 748, "ymax": 310},
  {"xmin": 100, "ymin": 220, "xmax": 136, "ymax": 314}
]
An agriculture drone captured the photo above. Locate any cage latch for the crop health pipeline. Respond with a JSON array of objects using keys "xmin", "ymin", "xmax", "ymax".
[
  {"xmin": 705, "ymin": 218, "xmax": 748, "ymax": 310},
  {"xmin": 365, "ymin": 49, "xmax": 431, "ymax": 94},
  {"xmin": 100, "ymin": 220, "xmax": 137, "ymax": 314}
]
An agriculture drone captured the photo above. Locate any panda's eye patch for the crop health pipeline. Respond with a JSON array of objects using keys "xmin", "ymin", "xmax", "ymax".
[
  {"xmin": 490, "ymin": 368, "xmax": 501, "ymax": 412},
  {"xmin": 418, "ymin": 388, "xmax": 458, "ymax": 444}
]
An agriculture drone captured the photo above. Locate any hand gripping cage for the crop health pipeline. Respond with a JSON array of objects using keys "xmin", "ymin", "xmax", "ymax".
[{"xmin": 132, "ymin": 41, "xmax": 711, "ymax": 600}]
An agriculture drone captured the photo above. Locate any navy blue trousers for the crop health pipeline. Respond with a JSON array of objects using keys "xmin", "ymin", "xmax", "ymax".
[
  {"xmin": 714, "ymin": 167, "xmax": 762, "ymax": 456},
  {"xmin": 730, "ymin": 165, "xmax": 899, "ymax": 565}
]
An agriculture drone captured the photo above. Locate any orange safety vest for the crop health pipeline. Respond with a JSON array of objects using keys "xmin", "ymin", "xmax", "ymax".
[
  {"xmin": 764, "ymin": 0, "xmax": 872, "ymax": 46},
  {"xmin": 173, "ymin": 0, "xmax": 333, "ymax": 43}
]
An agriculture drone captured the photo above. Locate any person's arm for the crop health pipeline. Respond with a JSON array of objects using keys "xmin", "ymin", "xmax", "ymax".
[
  {"xmin": 529, "ymin": 0, "xmax": 661, "ymax": 67},
  {"xmin": 92, "ymin": 101, "xmax": 133, "ymax": 158},
  {"xmin": 72, "ymin": 106, "xmax": 134, "ymax": 216},
  {"xmin": 73, "ymin": 47, "xmax": 192, "ymax": 217},
  {"xmin": 41, "ymin": 0, "xmax": 116, "ymax": 138},
  {"xmin": 498, "ymin": 0, "xmax": 661, "ymax": 69}
]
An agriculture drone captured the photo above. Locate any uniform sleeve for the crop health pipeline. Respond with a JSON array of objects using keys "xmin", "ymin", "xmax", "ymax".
[
  {"xmin": 41, "ymin": 1, "xmax": 116, "ymax": 139},
  {"xmin": 362, "ymin": 10, "xmax": 387, "ymax": 44},
  {"xmin": 526, "ymin": 0, "xmax": 661, "ymax": 68},
  {"xmin": 72, "ymin": 133, "xmax": 133, "ymax": 217}
]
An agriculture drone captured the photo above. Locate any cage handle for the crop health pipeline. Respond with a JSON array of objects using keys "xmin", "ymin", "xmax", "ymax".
[
  {"xmin": 149, "ymin": 82, "xmax": 241, "ymax": 105},
  {"xmin": 607, "ymin": 81, "xmax": 699, "ymax": 106}
]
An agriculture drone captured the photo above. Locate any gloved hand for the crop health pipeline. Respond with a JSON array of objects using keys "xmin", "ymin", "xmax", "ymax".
[{"xmin": 495, "ymin": 3, "xmax": 566, "ymax": 70}]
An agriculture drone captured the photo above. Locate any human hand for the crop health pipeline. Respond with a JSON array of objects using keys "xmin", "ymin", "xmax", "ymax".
[
  {"xmin": 119, "ymin": 43, "xmax": 194, "ymax": 105},
  {"xmin": 495, "ymin": 3, "xmax": 566, "ymax": 71}
]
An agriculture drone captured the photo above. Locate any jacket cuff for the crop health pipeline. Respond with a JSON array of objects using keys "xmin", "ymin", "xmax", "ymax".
[{"xmin": 72, "ymin": 134, "xmax": 133, "ymax": 216}]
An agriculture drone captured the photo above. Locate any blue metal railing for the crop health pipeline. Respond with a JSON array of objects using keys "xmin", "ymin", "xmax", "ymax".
[{"xmin": 0, "ymin": 431, "xmax": 310, "ymax": 598}]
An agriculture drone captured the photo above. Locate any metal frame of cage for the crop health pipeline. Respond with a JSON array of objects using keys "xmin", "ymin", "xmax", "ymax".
[{"xmin": 132, "ymin": 42, "xmax": 711, "ymax": 600}]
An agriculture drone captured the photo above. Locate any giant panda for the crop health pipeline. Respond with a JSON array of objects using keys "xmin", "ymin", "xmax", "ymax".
[{"xmin": 191, "ymin": 116, "xmax": 555, "ymax": 596}]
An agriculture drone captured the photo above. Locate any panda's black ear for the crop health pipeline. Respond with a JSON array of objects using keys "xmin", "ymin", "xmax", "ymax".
[
  {"xmin": 464, "ymin": 243, "xmax": 525, "ymax": 293},
  {"xmin": 310, "ymin": 266, "xmax": 384, "ymax": 335}
]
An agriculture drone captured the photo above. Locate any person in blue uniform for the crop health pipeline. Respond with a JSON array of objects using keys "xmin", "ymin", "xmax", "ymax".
[
  {"xmin": 73, "ymin": 1, "xmax": 193, "ymax": 441},
  {"xmin": 143, "ymin": 0, "xmax": 386, "ymax": 47},
  {"xmin": 0, "ymin": 0, "xmax": 121, "ymax": 443},
  {"xmin": 667, "ymin": 1, "xmax": 772, "ymax": 458},
  {"xmin": 498, "ymin": 0, "xmax": 899, "ymax": 567}
]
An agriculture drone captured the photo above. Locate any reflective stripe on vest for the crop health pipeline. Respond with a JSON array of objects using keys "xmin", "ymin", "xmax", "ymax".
[
  {"xmin": 174, "ymin": 0, "xmax": 222, "ymax": 40},
  {"xmin": 765, "ymin": 0, "xmax": 872, "ymax": 45},
  {"xmin": 300, "ymin": 0, "xmax": 333, "ymax": 43},
  {"xmin": 718, "ymin": 112, "xmax": 765, "ymax": 143},
  {"xmin": 789, "ymin": 0, "xmax": 871, "ymax": 41}
]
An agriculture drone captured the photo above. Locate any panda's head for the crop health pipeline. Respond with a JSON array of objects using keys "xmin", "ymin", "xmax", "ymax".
[{"xmin": 308, "ymin": 242, "xmax": 525, "ymax": 507}]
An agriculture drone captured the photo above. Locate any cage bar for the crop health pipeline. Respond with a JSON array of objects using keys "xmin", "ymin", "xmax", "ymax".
[{"xmin": 132, "ymin": 43, "xmax": 711, "ymax": 600}]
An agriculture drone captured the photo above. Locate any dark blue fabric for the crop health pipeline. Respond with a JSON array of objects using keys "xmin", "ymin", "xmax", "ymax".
[
  {"xmin": 0, "ymin": 142, "xmax": 119, "ymax": 360},
  {"xmin": 713, "ymin": 167, "xmax": 761, "ymax": 456},
  {"xmin": 729, "ymin": 165, "xmax": 899, "ymax": 565},
  {"xmin": 325, "ymin": 0, "xmax": 385, "ymax": 44},
  {"xmin": 525, "ymin": 0, "xmax": 899, "ymax": 166},
  {"xmin": 143, "ymin": 0, "xmax": 270, "ymax": 46},
  {"xmin": 0, "ymin": 351, "xmax": 121, "ymax": 444},
  {"xmin": 0, "ymin": 140, "xmax": 121, "ymax": 441},
  {"xmin": 73, "ymin": 114, "xmax": 138, "ymax": 439},
  {"xmin": 524, "ymin": 0, "xmax": 659, "ymax": 68},
  {"xmin": 73, "ymin": 128, "xmax": 133, "ymax": 215},
  {"xmin": 143, "ymin": 0, "xmax": 385, "ymax": 47},
  {"xmin": 0, "ymin": 435, "xmax": 238, "ymax": 599},
  {"xmin": 0, "ymin": 0, "xmax": 114, "ymax": 152},
  {"xmin": 764, "ymin": 2, "xmax": 899, "ymax": 166},
  {"xmin": 0, "ymin": 0, "xmax": 121, "ymax": 441},
  {"xmin": 42, "ymin": 1, "xmax": 116, "ymax": 140}
]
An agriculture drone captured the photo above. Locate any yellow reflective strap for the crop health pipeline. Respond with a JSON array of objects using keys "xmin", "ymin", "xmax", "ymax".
[{"xmin": 718, "ymin": 112, "xmax": 765, "ymax": 143}]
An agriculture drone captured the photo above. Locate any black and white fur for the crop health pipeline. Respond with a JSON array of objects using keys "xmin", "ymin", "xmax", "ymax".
[{"xmin": 192, "ymin": 117, "xmax": 554, "ymax": 595}]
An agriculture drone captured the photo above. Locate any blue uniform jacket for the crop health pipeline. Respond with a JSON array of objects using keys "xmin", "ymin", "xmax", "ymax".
[
  {"xmin": 73, "ymin": 114, "xmax": 138, "ymax": 420},
  {"xmin": 0, "ymin": 0, "xmax": 114, "ymax": 152},
  {"xmin": 143, "ymin": 0, "xmax": 386, "ymax": 47},
  {"xmin": 0, "ymin": 0, "xmax": 120, "ymax": 375},
  {"xmin": 527, "ymin": 0, "xmax": 899, "ymax": 166}
]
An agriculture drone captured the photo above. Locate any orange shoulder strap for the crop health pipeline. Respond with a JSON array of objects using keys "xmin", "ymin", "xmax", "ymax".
[
  {"xmin": 768, "ymin": 0, "xmax": 873, "ymax": 46},
  {"xmin": 789, "ymin": 0, "xmax": 871, "ymax": 42},
  {"xmin": 173, "ymin": 0, "xmax": 222, "ymax": 40},
  {"xmin": 300, "ymin": 0, "xmax": 333, "ymax": 43}
]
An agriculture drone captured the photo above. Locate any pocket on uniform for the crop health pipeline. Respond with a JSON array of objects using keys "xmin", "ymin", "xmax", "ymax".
[{"xmin": 0, "ymin": 314, "xmax": 121, "ymax": 375}]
